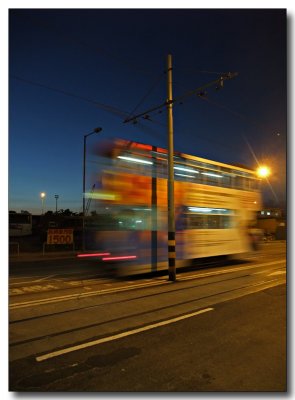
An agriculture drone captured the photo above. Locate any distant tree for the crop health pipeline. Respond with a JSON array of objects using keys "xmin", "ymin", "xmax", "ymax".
[
  {"xmin": 45, "ymin": 211, "xmax": 53, "ymax": 216},
  {"xmin": 57, "ymin": 209, "xmax": 76, "ymax": 216},
  {"xmin": 63, "ymin": 209, "xmax": 73, "ymax": 216}
]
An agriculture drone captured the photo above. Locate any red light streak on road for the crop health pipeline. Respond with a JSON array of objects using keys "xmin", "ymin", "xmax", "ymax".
[{"xmin": 77, "ymin": 253, "xmax": 111, "ymax": 258}]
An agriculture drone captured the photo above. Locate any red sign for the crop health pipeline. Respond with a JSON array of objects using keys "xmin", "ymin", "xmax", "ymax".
[{"xmin": 47, "ymin": 229, "xmax": 74, "ymax": 245}]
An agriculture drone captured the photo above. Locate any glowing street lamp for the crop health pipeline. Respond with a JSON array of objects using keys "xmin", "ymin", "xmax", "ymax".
[
  {"xmin": 257, "ymin": 166, "xmax": 271, "ymax": 179},
  {"xmin": 40, "ymin": 192, "xmax": 46, "ymax": 215}
]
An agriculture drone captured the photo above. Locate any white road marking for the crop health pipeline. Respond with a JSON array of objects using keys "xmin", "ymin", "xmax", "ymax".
[
  {"xmin": 267, "ymin": 270, "xmax": 286, "ymax": 277},
  {"xmin": 34, "ymin": 275, "xmax": 59, "ymax": 282},
  {"xmin": 36, "ymin": 307, "xmax": 214, "ymax": 362}
]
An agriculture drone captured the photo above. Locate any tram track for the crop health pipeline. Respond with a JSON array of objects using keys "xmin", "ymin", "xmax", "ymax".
[
  {"xmin": 10, "ymin": 263, "xmax": 286, "ymax": 325},
  {"xmin": 9, "ymin": 259, "xmax": 285, "ymax": 310},
  {"xmin": 8, "ymin": 255, "xmax": 252, "ymax": 291},
  {"xmin": 9, "ymin": 249, "xmax": 286, "ymax": 364},
  {"xmin": 10, "ymin": 272, "xmax": 253, "ymax": 324},
  {"xmin": 10, "ymin": 275, "xmax": 285, "ymax": 349}
]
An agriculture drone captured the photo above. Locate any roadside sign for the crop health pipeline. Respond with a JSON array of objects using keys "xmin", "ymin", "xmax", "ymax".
[{"xmin": 47, "ymin": 229, "xmax": 74, "ymax": 245}]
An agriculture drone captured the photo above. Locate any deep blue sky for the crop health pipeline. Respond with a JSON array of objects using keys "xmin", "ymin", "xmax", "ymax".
[{"xmin": 9, "ymin": 8, "xmax": 287, "ymax": 214}]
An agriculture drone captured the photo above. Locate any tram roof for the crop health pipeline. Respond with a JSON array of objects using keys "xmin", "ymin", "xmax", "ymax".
[{"xmin": 97, "ymin": 138, "xmax": 256, "ymax": 176}]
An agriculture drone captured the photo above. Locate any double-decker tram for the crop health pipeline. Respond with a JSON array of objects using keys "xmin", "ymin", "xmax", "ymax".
[{"xmin": 83, "ymin": 139, "xmax": 262, "ymax": 275}]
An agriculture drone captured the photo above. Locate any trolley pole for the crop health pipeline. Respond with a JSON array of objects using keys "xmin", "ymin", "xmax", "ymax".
[{"xmin": 167, "ymin": 54, "xmax": 176, "ymax": 281}]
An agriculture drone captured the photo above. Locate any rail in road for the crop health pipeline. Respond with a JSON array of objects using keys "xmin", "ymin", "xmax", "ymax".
[
  {"xmin": 10, "ymin": 259, "xmax": 284, "ymax": 309},
  {"xmin": 9, "ymin": 243, "xmax": 285, "ymax": 308},
  {"xmin": 9, "ymin": 256, "xmax": 286, "ymax": 363}
]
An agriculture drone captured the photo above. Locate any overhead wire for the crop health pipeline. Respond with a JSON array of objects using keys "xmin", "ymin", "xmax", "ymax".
[
  {"xmin": 196, "ymin": 94, "xmax": 277, "ymax": 152},
  {"xmin": 177, "ymin": 66, "xmax": 228, "ymax": 75},
  {"xmin": 127, "ymin": 98, "xmax": 244, "ymax": 158},
  {"xmin": 126, "ymin": 72, "xmax": 166, "ymax": 121},
  {"xmin": 123, "ymin": 73, "xmax": 229, "ymax": 124},
  {"xmin": 10, "ymin": 14, "xmax": 166, "ymax": 123},
  {"xmin": 142, "ymin": 76, "xmax": 281, "ymax": 204},
  {"xmin": 125, "ymin": 75, "xmax": 244, "ymax": 156},
  {"xmin": 11, "ymin": 13, "xmax": 283, "ymax": 199},
  {"xmin": 196, "ymin": 94, "xmax": 280, "ymax": 202},
  {"xmin": 10, "ymin": 74, "xmax": 129, "ymax": 119}
]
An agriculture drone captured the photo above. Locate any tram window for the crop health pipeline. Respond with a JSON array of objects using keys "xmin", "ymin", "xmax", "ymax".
[
  {"xmin": 194, "ymin": 174, "xmax": 204, "ymax": 184},
  {"xmin": 203, "ymin": 176, "xmax": 219, "ymax": 186},
  {"xmin": 243, "ymin": 178, "xmax": 250, "ymax": 190},
  {"xmin": 207, "ymin": 215, "xmax": 219, "ymax": 228},
  {"xmin": 115, "ymin": 149, "xmax": 258, "ymax": 191},
  {"xmin": 184, "ymin": 208, "xmax": 235, "ymax": 229},
  {"xmin": 221, "ymin": 175, "xmax": 231, "ymax": 188},
  {"xmin": 89, "ymin": 208, "xmax": 152, "ymax": 231},
  {"xmin": 220, "ymin": 215, "xmax": 235, "ymax": 228},
  {"xmin": 187, "ymin": 214, "xmax": 206, "ymax": 229},
  {"xmin": 235, "ymin": 176, "xmax": 245, "ymax": 189},
  {"xmin": 116, "ymin": 209, "xmax": 151, "ymax": 231},
  {"xmin": 186, "ymin": 214, "xmax": 235, "ymax": 229}
]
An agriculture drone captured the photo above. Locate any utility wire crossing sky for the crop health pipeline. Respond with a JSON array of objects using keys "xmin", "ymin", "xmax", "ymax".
[{"xmin": 8, "ymin": 8, "xmax": 286, "ymax": 214}]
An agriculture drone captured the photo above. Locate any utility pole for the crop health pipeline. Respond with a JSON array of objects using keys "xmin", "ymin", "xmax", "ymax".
[
  {"xmin": 166, "ymin": 54, "xmax": 176, "ymax": 281},
  {"xmin": 123, "ymin": 56, "xmax": 238, "ymax": 281}
]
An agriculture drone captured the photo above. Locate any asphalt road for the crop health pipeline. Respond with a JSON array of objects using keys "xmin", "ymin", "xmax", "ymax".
[{"xmin": 9, "ymin": 241, "xmax": 287, "ymax": 392}]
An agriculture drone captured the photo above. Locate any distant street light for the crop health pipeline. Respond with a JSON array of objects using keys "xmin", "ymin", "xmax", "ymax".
[
  {"xmin": 83, "ymin": 127, "xmax": 102, "ymax": 251},
  {"xmin": 257, "ymin": 166, "xmax": 271, "ymax": 179},
  {"xmin": 55, "ymin": 194, "xmax": 59, "ymax": 214},
  {"xmin": 40, "ymin": 192, "xmax": 46, "ymax": 215}
]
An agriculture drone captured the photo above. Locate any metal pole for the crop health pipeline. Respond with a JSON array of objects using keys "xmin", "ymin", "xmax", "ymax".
[
  {"xmin": 40, "ymin": 193, "xmax": 46, "ymax": 215},
  {"xmin": 151, "ymin": 145, "xmax": 158, "ymax": 272},
  {"xmin": 167, "ymin": 54, "xmax": 176, "ymax": 281},
  {"xmin": 55, "ymin": 195, "xmax": 59, "ymax": 214},
  {"xmin": 82, "ymin": 128, "xmax": 102, "ymax": 252},
  {"xmin": 82, "ymin": 135, "xmax": 87, "ymax": 251}
]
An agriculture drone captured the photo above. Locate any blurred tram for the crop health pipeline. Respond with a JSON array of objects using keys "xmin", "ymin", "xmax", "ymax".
[{"xmin": 83, "ymin": 139, "xmax": 262, "ymax": 275}]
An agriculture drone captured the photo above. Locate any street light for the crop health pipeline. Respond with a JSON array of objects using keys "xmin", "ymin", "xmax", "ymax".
[
  {"xmin": 55, "ymin": 194, "xmax": 59, "ymax": 214},
  {"xmin": 82, "ymin": 127, "xmax": 102, "ymax": 251},
  {"xmin": 257, "ymin": 166, "xmax": 271, "ymax": 179},
  {"xmin": 40, "ymin": 192, "xmax": 46, "ymax": 215}
]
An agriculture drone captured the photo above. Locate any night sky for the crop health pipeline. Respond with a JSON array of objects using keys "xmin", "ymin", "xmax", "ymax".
[{"xmin": 8, "ymin": 8, "xmax": 287, "ymax": 214}]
